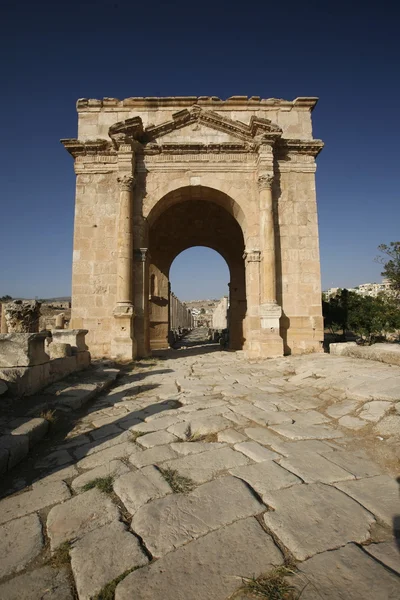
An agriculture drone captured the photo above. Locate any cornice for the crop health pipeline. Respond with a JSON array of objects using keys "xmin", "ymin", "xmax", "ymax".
[
  {"xmin": 276, "ymin": 138, "xmax": 324, "ymax": 158},
  {"xmin": 61, "ymin": 139, "xmax": 113, "ymax": 158}
]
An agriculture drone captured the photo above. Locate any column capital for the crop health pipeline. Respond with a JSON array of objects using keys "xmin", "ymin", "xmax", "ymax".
[
  {"xmin": 134, "ymin": 248, "xmax": 150, "ymax": 262},
  {"xmin": 117, "ymin": 175, "xmax": 135, "ymax": 192},
  {"xmin": 257, "ymin": 173, "xmax": 274, "ymax": 191},
  {"xmin": 243, "ymin": 250, "xmax": 261, "ymax": 263}
]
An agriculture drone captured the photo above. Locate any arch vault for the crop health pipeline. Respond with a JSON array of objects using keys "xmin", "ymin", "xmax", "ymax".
[{"xmin": 62, "ymin": 96, "xmax": 324, "ymax": 359}]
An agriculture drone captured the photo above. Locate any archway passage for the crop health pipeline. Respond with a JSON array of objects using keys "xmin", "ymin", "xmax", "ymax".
[{"xmin": 147, "ymin": 187, "xmax": 246, "ymax": 351}]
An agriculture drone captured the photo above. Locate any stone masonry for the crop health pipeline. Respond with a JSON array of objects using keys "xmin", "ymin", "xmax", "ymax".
[{"xmin": 62, "ymin": 96, "xmax": 324, "ymax": 360}]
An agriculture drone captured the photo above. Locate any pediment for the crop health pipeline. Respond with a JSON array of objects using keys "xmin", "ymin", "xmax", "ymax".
[{"xmin": 108, "ymin": 106, "xmax": 282, "ymax": 147}]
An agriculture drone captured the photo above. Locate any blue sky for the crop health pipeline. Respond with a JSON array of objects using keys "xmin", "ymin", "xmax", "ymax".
[{"xmin": 1, "ymin": 0, "xmax": 399, "ymax": 300}]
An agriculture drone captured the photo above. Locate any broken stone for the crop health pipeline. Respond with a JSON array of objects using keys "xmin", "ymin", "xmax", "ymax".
[
  {"xmin": 115, "ymin": 518, "xmax": 282, "ymax": 600},
  {"xmin": 230, "ymin": 403, "xmax": 293, "ymax": 426},
  {"xmin": 0, "ymin": 480, "xmax": 71, "ymax": 525},
  {"xmin": 291, "ymin": 543, "xmax": 400, "ymax": 599},
  {"xmin": 0, "ymin": 566, "xmax": 73, "ymax": 600},
  {"xmin": 3, "ymin": 300, "xmax": 41, "ymax": 333},
  {"xmin": 234, "ymin": 441, "xmax": 279, "ymax": 462},
  {"xmin": 0, "ymin": 513, "xmax": 43, "ymax": 578},
  {"xmin": 320, "ymin": 449, "xmax": 382, "ymax": 478},
  {"xmin": 363, "ymin": 540, "xmax": 400, "ymax": 576},
  {"xmin": 163, "ymin": 447, "xmax": 250, "ymax": 484},
  {"xmin": 131, "ymin": 476, "xmax": 265, "ymax": 558},
  {"xmin": 326, "ymin": 399, "xmax": 361, "ymax": 419},
  {"xmin": 263, "ymin": 483, "xmax": 375, "ymax": 560},
  {"xmin": 358, "ymin": 400, "xmax": 392, "ymax": 422},
  {"xmin": 335, "ymin": 475, "xmax": 399, "ymax": 526},
  {"xmin": 46, "ymin": 488, "xmax": 120, "ymax": 549},
  {"xmin": 71, "ymin": 459, "xmax": 130, "ymax": 492},
  {"xmin": 70, "ymin": 521, "xmax": 148, "ymax": 600},
  {"xmin": 277, "ymin": 452, "xmax": 354, "ymax": 483},
  {"xmin": 113, "ymin": 466, "xmax": 171, "ymax": 514},
  {"xmin": 230, "ymin": 461, "xmax": 301, "ymax": 503}
]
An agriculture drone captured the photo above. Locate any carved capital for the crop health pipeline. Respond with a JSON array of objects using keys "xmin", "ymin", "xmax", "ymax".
[
  {"xmin": 134, "ymin": 248, "xmax": 150, "ymax": 262},
  {"xmin": 257, "ymin": 173, "xmax": 274, "ymax": 191},
  {"xmin": 117, "ymin": 175, "xmax": 135, "ymax": 192},
  {"xmin": 243, "ymin": 250, "xmax": 261, "ymax": 263}
]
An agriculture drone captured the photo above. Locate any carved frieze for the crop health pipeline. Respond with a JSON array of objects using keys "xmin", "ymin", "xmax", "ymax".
[{"xmin": 243, "ymin": 250, "xmax": 261, "ymax": 263}]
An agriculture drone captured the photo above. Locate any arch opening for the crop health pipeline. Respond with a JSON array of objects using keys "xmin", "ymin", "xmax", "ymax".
[{"xmin": 146, "ymin": 188, "xmax": 247, "ymax": 351}]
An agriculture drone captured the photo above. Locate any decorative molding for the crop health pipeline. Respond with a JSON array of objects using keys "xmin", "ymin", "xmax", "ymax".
[
  {"xmin": 61, "ymin": 139, "xmax": 113, "ymax": 158},
  {"xmin": 134, "ymin": 248, "xmax": 149, "ymax": 262},
  {"xmin": 117, "ymin": 175, "xmax": 135, "ymax": 192},
  {"xmin": 276, "ymin": 138, "xmax": 324, "ymax": 159},
  {"xmin": 257, "ymin": 173, "xmax": 274, "ymax": 191},
  {"xmin": 243, "ymin": 250, "xmax": 261, "ymax": 263}
]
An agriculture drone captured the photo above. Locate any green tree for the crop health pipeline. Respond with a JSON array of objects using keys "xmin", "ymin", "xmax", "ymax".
[
  {"xmin": 0, "ymin": 295, "xmax": 12, "ymax": 302},
  {"xmin": 376, "ymin": 241, "xmax": 400, "ymax": 297}
]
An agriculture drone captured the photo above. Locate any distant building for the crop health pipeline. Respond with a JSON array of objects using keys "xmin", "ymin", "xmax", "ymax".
[{"xmin": 324, "ymin": 279, "xmax": 392, "ymax": 299}]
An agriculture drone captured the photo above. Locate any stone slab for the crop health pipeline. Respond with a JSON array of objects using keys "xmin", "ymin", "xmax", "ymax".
[
  {"xmin": 34, "ymin": 449, "xmax": 73, "ymax": 470},
  {"xmin": 338, "ymin": 415, "xmax": 368, "ymax": 430},
  {"xmin": 71, "ymin": 520, "xmax": 148, "ymax": 600},
  {"xmin": 7, "ymin": 417, "xmax": 49, "ymax": 447},
  {"xmin": 163, "ymin": 447, "xmax": 250, "ymax": 484},
  {"xmin": 320, "ymin": 449, "xmax": 383, "ymax": 478},
  {"xmin": 263, "ymin": 482, "xmax": 375, "ymax": 560},
  {"xmin": 230, "ymin": 460, "xmax": 301, "ymax": 503},
  {"xmin": 375, "ymin": 415, "xmax": 400, "ymax": 436},
  {"xmin": 0, "ymin": 566, "xmax": 73, "ymax": 600},
  {"xmin": 129, "ymin": 444, "xmax": 178, "ymax": 468},
  {"xmin": 46, "ymin": 487, "xmax": 120, "ymax": 549},
  {"xmin": 131, "ymin": 475, "xmax": 265, "ymax": 558},
  {"xmin": 167, "ymin": 415, "xmax": 232, "ymax": 439},
  {"xmin": 277, "ymin": 452, "xmax": 354, "ymax": 483},
  {"xmin": 91, "ymin": 423, "xmax": 122, "ymax": 440},
  {"xmin": 131, "ymin": 414, "xmax": 183, "ymax": 433},
  {"xmin": 335, "ymin": 475, "xmax": 399, "ymax": 526},
  {"xmin": 113, "ymin": 466, "xmax": 171, "ymax": 514},
  {"xmin": 0, "ymin": 332, "xmax": 49, "ymax": 367},
  {"xmin": 326, "ymin": 399, "xmax": 361, "ymax": 418},
  {"xmin": 0, "ymin": 480, "xmax": 71, "ymax": 525},
  {"xmin": 358, "ymin": 400, "xmax": 392, "ymax": 422},
  {"xmin": 71, "ymin": 459, "xmax": 130, "ymax": 492},
  {"xmin": 116, "ymin": 518, "xmax": 282, "ymax": 600},
  {"xmin": 170, "ymin": 442, "xmax": 226, "ymax": 456},
  {"xmin": 217, "ymin": 429, "xmax": 246, "ymax": 444},
  {"xmin": 230, "ymin": 404, "xmax": 293, "ymax": 426},
  {"xmin": 0, "ymin": 433, "xmax": 29, "ymax": 469},
  {"xmin": 234, "ymin": 441, "xmax": 279, "ymax": 462},
  {"xmin": 293, "ymin": 543, "xmax": 400, "ymax": 599},
  {"xmin": 76, "ymin": 441, "xmax": 139, "ymax": 469},
  {"xmin": 0, "ymin": 513, "xmax": 43, "ymax": 578},
  {"xmin": 138, "ymin": 430, "xmax": 178, "ymax": 448},
  {"xmin": 269, "ymin": 422, "xmax": 343, "ymax": 440},
  {"xmin": 363, "ymin": 541, "xmax": 400, "ymax": 575}
]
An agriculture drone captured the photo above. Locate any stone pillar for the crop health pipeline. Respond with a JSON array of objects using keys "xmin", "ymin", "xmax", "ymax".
[
  {"xmin": 0, "ymin": 304, "xmax": 7, "ymax": 333},
  {"xmin": 258, "ymin": 172, "xmax": 283, "ymax": 356},
  {"xmin": 55, "ymin": 313, "xmax": 65, "ymax": 329},
  {"xmin": 134, "ymin": 248, "xmax": 151, "ymax": 358},
  {"xmin": 111, "ymin": 175, "xmax": 137, "ymax": 360}
]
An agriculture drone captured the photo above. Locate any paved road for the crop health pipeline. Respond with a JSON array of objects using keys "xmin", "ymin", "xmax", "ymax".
[{"xmin": 0, "ymin": 339, "xmax": 399, "ymax": 599}]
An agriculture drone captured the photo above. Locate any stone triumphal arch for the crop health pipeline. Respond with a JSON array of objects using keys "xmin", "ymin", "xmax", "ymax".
[{"xmin": 62, "ymin": 96, "xmax": 324, "ymax": 360}]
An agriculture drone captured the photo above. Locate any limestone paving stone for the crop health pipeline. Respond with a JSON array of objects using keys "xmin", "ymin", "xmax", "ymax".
[
  {"xmin": 338, "ymin": 415, "xmax": 368, "ymax": 430},
  {"xmin": 70, "ymin": 520, "xmax": 148, "ymax": 600},
  {"xmin": 292, "ymin": 543, "xmax": 400, "ymax": 599},
  {"xmin": 129, "ymin": 444, "xmax": 178, "ymax": 467},
  {"xmin": 320, "ymin": 449, "xmax": 383, "ymax": 478},
  {"xmin": 71, "ymin": 459, "xmax": 130, "ymax": 492},
  {"xmin": 130, "ymin": 476, "xmax": 265, "ymax": 558},
  {"xmin": 217, "ymin": 429, "xmax": 247, "ymax": 444},
  {"xmin": 234, "ymin": 441, "xmax": 280, "ymax": 462},
  {"xmin": 163, "ymin": 446, "xmax": 250, "ymax": 484},
  {"xmin": 263, "ymin": 482, "xmax": 375, "ymax": 560},
  {"xmin": 269, "ymin": 422, "xmax": 343, "ymax": 440},
  {"xmin": 137, "ymin": 430, "xmax": 178, "ymax": 448},
  {"xmin": 34, "ymin": 464, "xmax": 79, "ymax": 483},
  {"xmin": 230, "ymin": 461, "xmax": 301, "ymax": 503},
  {"xmin": 244, "ymin": 426, "xmax": 286, "ymax": 449},
  {"xmin": 363, "ymin": 541, "xmax": 400, "ymax": 575},
  {"xmin": 326, "ymin": 399, "xmax": 361, "ymax": 418},
  {"xmin": 277, "ymin": 452, "xmax": 355, "ymax": 484},
  {"xmin": 335, "ymin": 475, "xmax": 399, "ymax": 526},
  {"xmin": 130, "ymin": 414, "xmax": 182, "ymax": 433},
  {"xmin": 46, "ymin": 487, "xmax": 120, "ymax": 549},
  {"xmin": 76, "ymin": 440, "xmax": 139, "ymax": 469},
  {"xmin": 0, "ymin": 480, "xmax": 71, "ymax": 525},
  {"xmin": 229, "ymin": 403, "xmax": 294, "ymax": 426},
  {"xmin": 90, "ymin": 423, "xmax": 123, "ymax": 440},
  {"xmin": 116, "ymin": 518, "xmax": 282, "ymax": 600},
  {"xmin": 271, "ymin": 439, "xmax": 337, "ymax": 456},
  {"xmin": 7, "ymin": 417, "xmax": 49, "ymax": 446},
  {"xmin": 375, "ymin": 415, "xmax": 400, "ymax": 436},
  {"xmin": 73, "ymin": 430, "xmax": 133, "ymax": 458},
  {"xmin": 34, "ymin": 449, "xmax": 73, "ymax": 470},
  {"xmin": 0, "ymin": 566, "xmax": 73, "ymax": 600},
  {"xmin": 167, "ymin": 415, "xmax": 232, "ymax": 439},
  {"xmin": 170, "ymin": 441, "xmax": 227, "ymax": 456},
  {"xmin": 113, "ymin": 465, "xmax": 171, "ymax": 514},
  {"xmin": 358, "ymin": 400, "xmax": 392, "ymax": 422},
  {"xmin": 0, "ymin": 514, "xmax": 43, "ymax": 578}
]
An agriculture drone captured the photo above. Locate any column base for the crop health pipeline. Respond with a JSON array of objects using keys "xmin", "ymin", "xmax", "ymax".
[
  {"xmin": 244, "ymin": 303, "xmax": 284, "ymax": 358},
  {"xmin": 111, "ymin": 304, "xmax": 137, "ymax": 361}
]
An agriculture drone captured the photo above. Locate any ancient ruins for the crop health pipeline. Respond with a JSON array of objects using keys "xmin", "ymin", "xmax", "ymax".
[{"xmin": 62, "ymin": 96, "xmax": 324, "ymax": 360}]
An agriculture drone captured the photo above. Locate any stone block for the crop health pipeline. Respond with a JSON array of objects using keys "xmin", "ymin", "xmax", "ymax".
[
  {"xmin": 71, "ymin": 459, "xmax": 130, "ymax": 492},
  {"xmin": 49, "ymin": 356, "xmax": 78, "ymax": 380},
  {"xmin": 115, "ymin": 518, "xmax": 282, "ymax": 600},
  {"xmin": 48, "ymin": 342, "xmax": 72, "ymax": 359},
  {"xmin": 0, "ymin": 566, "xmax": 73, "ymax": 600},
  {"xmin": 7, "ymin": 417, "xmax": 49, "ymax": 447},
  {"xmin": 0, "ymin": 332, "xmax": 49, "ymax": 367},
  {"xmin": 52, "ymin": 329, "xmax": 89, "ymax": 351},
  {"xmin": 71, "ymin": 521, "xmax": 148, "ymax": 600},
  {"xmin": 0, "ymin": 362, "xmax": 51, "ymax": 396},
  {"xmin": 131, "ymin": 476, "xmax": 265, "ymax": 558},
  {"xmin": 0, "ymin": 433, "xmax": 29, "ymax": 469},
  {"xmin": 46, "ymin": 487, "xmax": 120, "ymax": 549},
  {"xmin": 113, "ymin": 465, "xmax": 172, "ymax": 514},
  {"xmin": 335, "ymin": 475, "xmax": 399, "ymax": 526},
  {"xmin": 0, "ymin": 480, "xmax": 71, "ymax": 525},
  {"xmin": 0, "ymin": 514, "xmax": 43, "ymax": 578},
  {"xmin": 76, "ymin": 349, "xmax": 91, "ymax": 369},
  {"xmin": 3, "ymin": 300, "xmax": 41, "ymax": 333},
  {"xmin": 0, "ymin": 379, "xmax": 8, "ymax": 395},
  {"xmin": 163, "ymin": 446, "xmax": 250, "ymax": 484}
]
